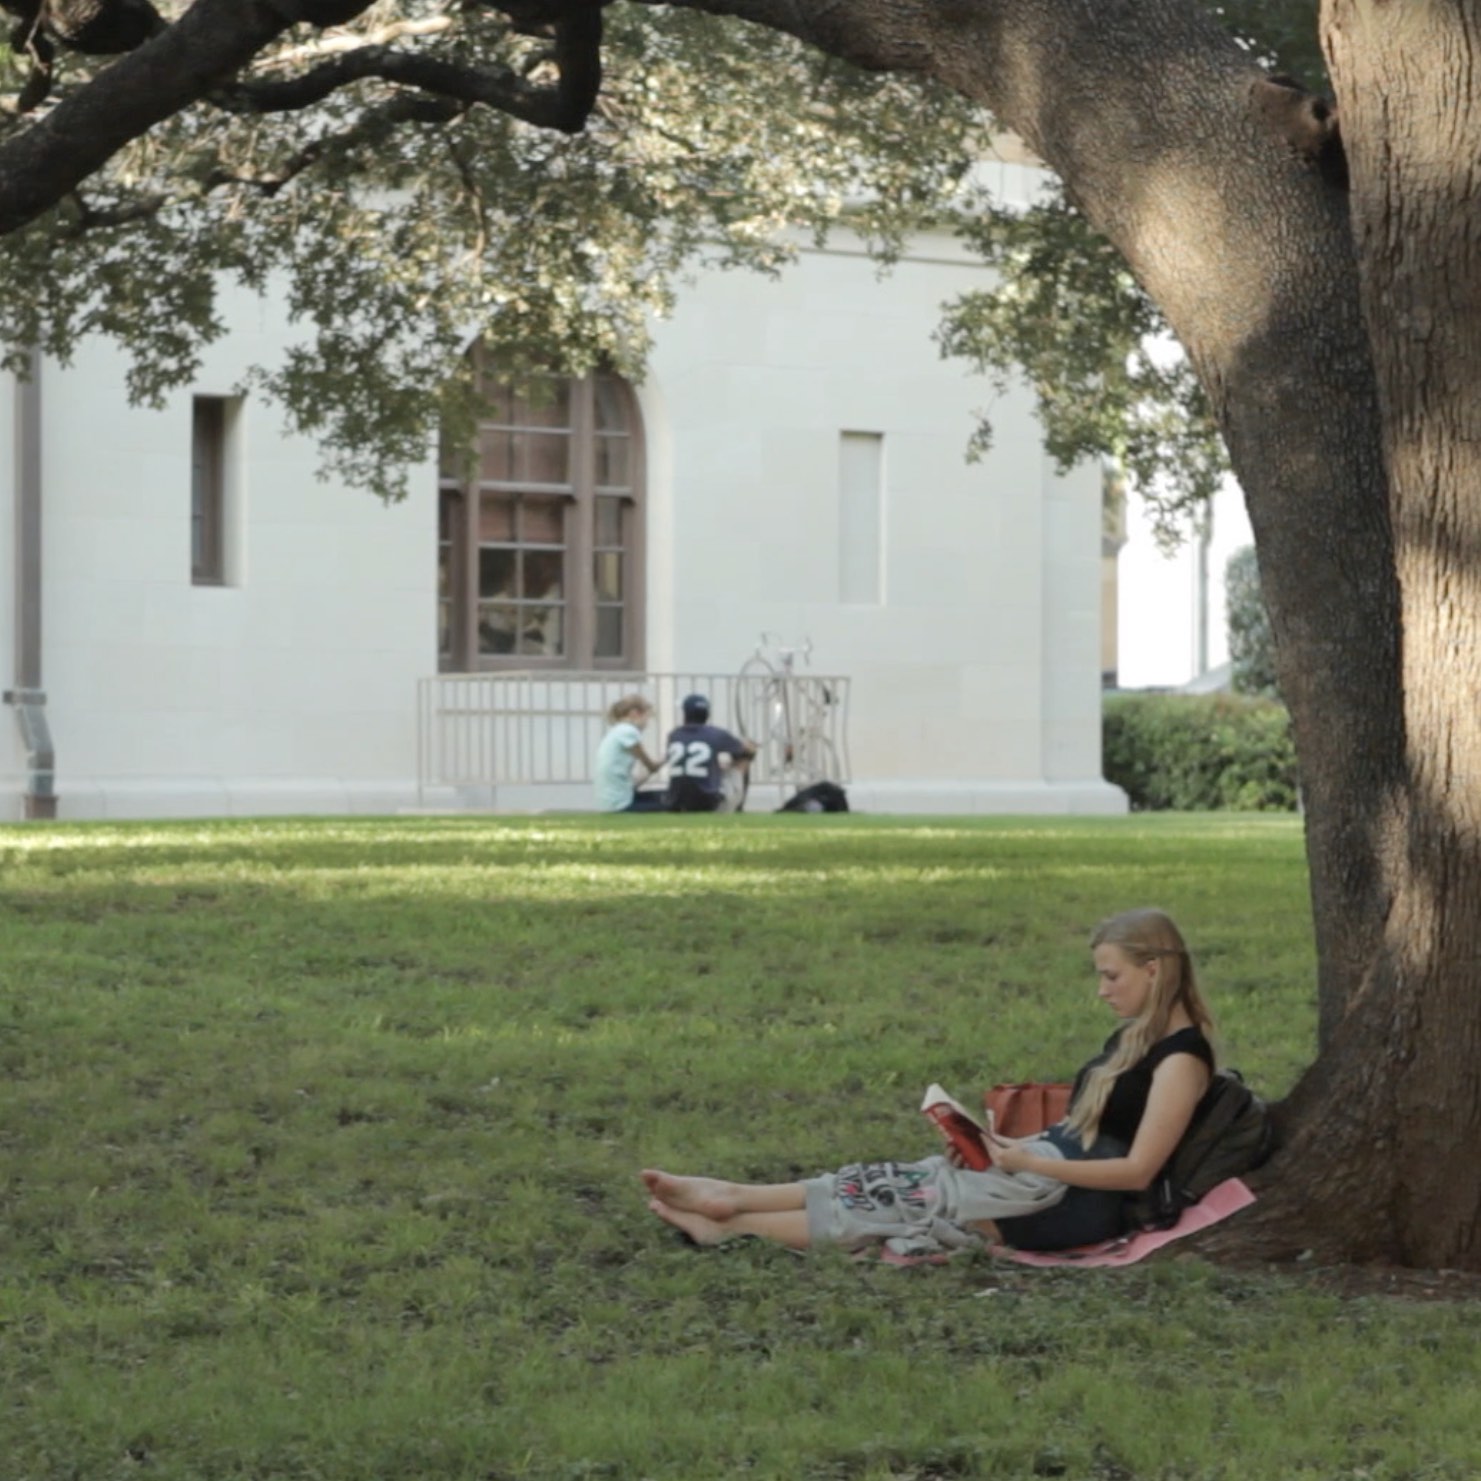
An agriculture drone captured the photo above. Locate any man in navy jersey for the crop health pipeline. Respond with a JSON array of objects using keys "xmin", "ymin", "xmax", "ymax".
[{"xmin": 663, "ymin": 694, "xmax": 756, "ymax": 813}]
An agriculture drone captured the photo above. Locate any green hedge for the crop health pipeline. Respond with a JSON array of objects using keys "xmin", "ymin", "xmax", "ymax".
[{"xmin": 1102, "ymin": 692, "xmax": 1300, "ymax": 811}]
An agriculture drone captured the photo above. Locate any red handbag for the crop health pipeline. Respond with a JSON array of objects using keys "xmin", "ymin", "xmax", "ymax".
[{"xmin": 985, "ymin": 1081, "xmax": 1073, "ymax": 1138}]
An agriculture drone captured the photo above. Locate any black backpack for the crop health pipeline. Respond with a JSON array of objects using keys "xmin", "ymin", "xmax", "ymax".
[
  {"xmin": 775, "ymin": 781, "xmax": 849, "ymax": 813},
  {"xmin": 1125, "ymin": 1069, "xmax": 1275, "ymax": 1231}
]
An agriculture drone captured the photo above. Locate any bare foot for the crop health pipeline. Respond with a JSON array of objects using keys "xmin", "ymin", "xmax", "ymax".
[
  {"xmin": 648, "ymin": 1197, "xmax": 731, "ymax": 1246},
  {"xmin": 639, "ymin": 1168, "xmax": 738, "ymax": 1220}
]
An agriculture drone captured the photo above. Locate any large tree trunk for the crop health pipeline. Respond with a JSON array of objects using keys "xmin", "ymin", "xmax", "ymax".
[
  {"xmin": 1304, "ymin": 0, "xmax": 1481, "ymax": 1266},
  {"xmin": 1209, "ymin": 1, "xmax": 1481, "ymax": 1269}
]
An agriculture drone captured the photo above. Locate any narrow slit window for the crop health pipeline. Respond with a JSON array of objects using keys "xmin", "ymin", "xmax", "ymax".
[
  {"xmin": 839, "ymin": 431, "xmax": 884, "ymax": 605},
  {"xmin": 192, "ymin": 396, "xmax": 228, "ymax": 585}
]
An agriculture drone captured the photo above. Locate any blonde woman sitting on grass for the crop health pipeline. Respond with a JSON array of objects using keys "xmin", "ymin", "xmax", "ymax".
[
  {"xmin": 641, "ymin": 908, "xmax": 1215, "ymax": 1258},
  {"xmin": 593, "ymin": 695, "xmax": 666, "ymax": 813}
]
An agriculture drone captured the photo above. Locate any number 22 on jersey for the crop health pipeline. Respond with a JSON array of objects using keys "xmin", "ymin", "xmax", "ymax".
[{"xmin": 667, "ymin": 739, "xmax": 714, "ymax": 776}]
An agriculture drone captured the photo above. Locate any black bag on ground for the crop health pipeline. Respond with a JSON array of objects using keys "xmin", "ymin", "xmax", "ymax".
[
  {"xmin": 1125, "ymin": 1069, "xmax": 1275, "ymax": 1231},
  {"xmin": 775, "ymin": 781, "xmax": 849, "ymax": 813}
]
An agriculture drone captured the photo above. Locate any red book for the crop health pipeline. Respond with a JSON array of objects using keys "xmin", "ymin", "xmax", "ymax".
[{"xmin": 921, "ymin": 1083, "xmax": 995, "ymax": 1171}]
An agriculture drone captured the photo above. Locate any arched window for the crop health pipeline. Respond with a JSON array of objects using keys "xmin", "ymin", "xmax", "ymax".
[{"xmin": 438, "ymin": 355, "xmax": 645, "ymax": 671}]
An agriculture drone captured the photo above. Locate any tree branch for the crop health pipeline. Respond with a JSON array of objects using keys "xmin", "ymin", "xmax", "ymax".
[
  {"xmin": 17, "ymin": 86, "xmax": 462, "ymax": 243},
  {"xmin": 2, "ymin": 0, "xmax": 165, "ymax": 114},
  {"xmin": 212, "ymin": 43, "xmax": 589, "ymax": 131},
  {"xmin": 257, "ymin": 13, "xmax": 453, "ymax": 69},
  {"xmin": 0, "ymin": 0, "xmax": 163, "ymax": 56},
  {"xmin": 214, "ymin": 2, "xmax": 604, "ymax": 133},
  {"xmin": 207, "ymin": 92, "xmax": 464, "ymax": 196},
  {"xmin": 0, "ymin": 0, "xmax": 368, "ymax": 235},
  {"xmin": 265, "ymin": 0, "xmax": 373, "ymax": 24},
  {"xmin": 566, "ymin": 0, "xmax": 940, "ymax": 74},
  {"xmin": 55, "ymin": 186, "xmax": 167, "ymax": 234},
  {"xmin": 0, "ymin": 0, "xmax": 612, "ymax": 236}
]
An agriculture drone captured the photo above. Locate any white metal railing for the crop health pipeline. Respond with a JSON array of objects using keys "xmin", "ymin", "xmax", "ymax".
[{"xmin": 416, "ymin": 670, "xmax": 850, "ymax": 806}]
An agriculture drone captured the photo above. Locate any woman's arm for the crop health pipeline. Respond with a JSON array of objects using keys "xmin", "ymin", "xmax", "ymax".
[
  {"xmin": 625, "ymin": 739, "xmax": 663, "ymax": 777},
  {"xmin": 942, "ymin": 1134, "xmax": 1029, "ymax": 1169},
  {"xmin": 988, "ymin": 1053, "xmax": 1211, "ymax": 1192}
]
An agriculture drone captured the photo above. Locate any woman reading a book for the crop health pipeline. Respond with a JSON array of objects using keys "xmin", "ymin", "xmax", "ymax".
[{"xmin": 640, "ymin": 907, "xmax": 1215, "ymax": 1258}]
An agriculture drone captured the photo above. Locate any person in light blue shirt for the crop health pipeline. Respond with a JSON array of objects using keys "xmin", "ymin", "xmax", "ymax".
[{"xmin": 593, "ymin": 694, "xmax": 666, "ymax": 812}]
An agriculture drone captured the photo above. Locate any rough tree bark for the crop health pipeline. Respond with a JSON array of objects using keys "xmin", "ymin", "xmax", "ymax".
[
  {"xmin": 0, "ymin": 0, "xmax": 1473, "ymax": 1264},
  {"xmin": 1310, "ymin": 0, "xmax": 1481, "ymax": 1267}
]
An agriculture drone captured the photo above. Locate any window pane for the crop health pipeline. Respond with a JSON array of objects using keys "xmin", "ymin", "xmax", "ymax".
[
  {"xmin": 478, "ymin": 604, "xmax": 518, "ymax": 655},
  {"xmin": 479, "ymin": 548, "xmax": 516, "ymax": 599},
  {"xmin": 511, "ymin": 379, "xmax": 571, "ymax": 429},
  {"xmin": 522, "ymin": 431, "xmax": 570, "ymax": 484},
  {"xmin": 439, "ymin": 601, "xmax": 452, "ymax": 658},
  {"xmin": 191, "ymin": 396, "xmax": 226, "ymax": 585},
  {"xmin": 520, "ymin": 498, "xmax": 566, "ymax": 544},
  {"xmin": 481, "ymin": 430, "xmax": 570, "ymax": 486},
  {"xmin": 477, "ymin": 371, "xmax": 515, "ymax": 420},
  {"xmin": 593, "ymin": 375, "xmax": 629, "ymax": 433},
  {"xmin": 478, "ymin": 431, "xmax": 514, "ymax": 483},
  {"xmin": 594, "ymin": 434, "xmax": 630, "ymax": 489},
  {"xmin": 479, "ymin": 495, "xmax": 514, "ymax": 541},
  {"xmin": 594, "ymin": 550, "xmax": 623, "ymax": 601},
  {"xmin": 594, "ymin": 604, "xmax": 624, "ymax": 659},
  {"xmin": 523, "ymin": 548, "xmax": 564, "ymax": 600},
  {"xmin": 594, "ymin": 496, "xmax": 623, "ymax": 547},
  {"xmin": 518, "ymin": 604, "xmax": 564, "ymax": 657}
]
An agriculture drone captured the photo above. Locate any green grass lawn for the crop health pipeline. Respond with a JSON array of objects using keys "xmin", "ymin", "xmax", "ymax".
[{"xmin": 3, "ymin": 813, "xmax": 1477, "ymax": 1480}]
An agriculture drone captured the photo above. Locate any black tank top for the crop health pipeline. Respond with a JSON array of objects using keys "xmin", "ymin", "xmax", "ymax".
[
  {"xmin": 995, "ymin": 1025, "xmax": 1214, "ymax": 1252},
  {"xmin": 1070, "ymin": 1025, "xmax": 1214, "ymax": 1145}
]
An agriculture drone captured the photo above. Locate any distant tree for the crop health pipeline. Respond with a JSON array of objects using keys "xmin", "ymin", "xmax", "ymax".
[{"xmin": 1225, "ymin": 545, "xmax": 1279, "ymax": 698}]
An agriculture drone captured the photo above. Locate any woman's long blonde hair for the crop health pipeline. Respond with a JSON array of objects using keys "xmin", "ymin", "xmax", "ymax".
[{"xmin": 1065, "ymin": 908, "xmax": 1216, "ymax": 1148}]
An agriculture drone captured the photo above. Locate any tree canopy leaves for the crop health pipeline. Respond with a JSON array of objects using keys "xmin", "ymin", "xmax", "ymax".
[
  {"xmin": 938, "ymin": 189, "xmax": 1226, "ymax": 535},
  {"xmin": 0, "ymin": 5, "xmax": 979, "ymax": 497},
  {"xmin": 0, "ymin": 0, "xmax": 1322, "ymax": 501},
  {"xmin": 935, "ymin": 0, "xmax": 1321, "ymax": 525}
]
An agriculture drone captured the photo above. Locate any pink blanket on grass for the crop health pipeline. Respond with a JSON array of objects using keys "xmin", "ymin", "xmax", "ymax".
[{"xmin": 988, "ymin": 1178, "xmax": 1256, "ymax": 1268}]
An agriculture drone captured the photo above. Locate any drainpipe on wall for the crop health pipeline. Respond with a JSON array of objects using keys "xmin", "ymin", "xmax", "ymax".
[{"xmin": 4, "ymin": 350, "xmax": 57, "ymax": 819}]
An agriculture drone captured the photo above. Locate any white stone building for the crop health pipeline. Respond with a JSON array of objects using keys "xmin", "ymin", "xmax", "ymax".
[{"xmin": 0, "ymin": 158, "xmax": 1124, "ymax": 821}]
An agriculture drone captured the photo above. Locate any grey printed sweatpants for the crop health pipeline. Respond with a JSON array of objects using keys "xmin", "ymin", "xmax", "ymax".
[{"xmin": 802, "ymin": 1138, "xmax": 1069, "ymax": 1253}]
